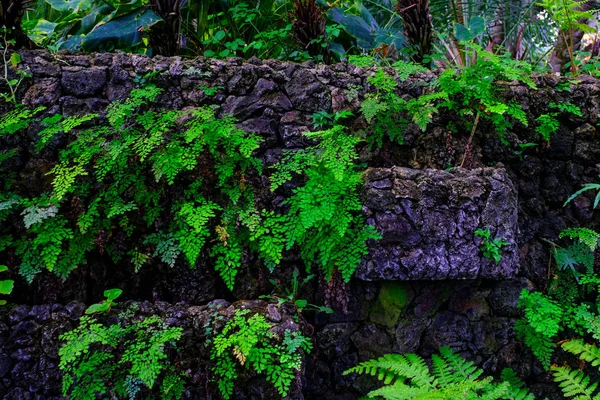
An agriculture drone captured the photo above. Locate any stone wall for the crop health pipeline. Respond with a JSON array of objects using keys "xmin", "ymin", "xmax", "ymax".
[
  {"xmin": 2, "ymin": 50, "xmax": 600, "ymax": 398},
  {"xmin": 0, "ymin": 299, "xmax": 305, "ymax": 399}
]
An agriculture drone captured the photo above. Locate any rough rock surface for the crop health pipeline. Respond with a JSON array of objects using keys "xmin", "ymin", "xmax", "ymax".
[{"xmin": 360, "ymin": 167, "xmax": 518, "ymax": 280}]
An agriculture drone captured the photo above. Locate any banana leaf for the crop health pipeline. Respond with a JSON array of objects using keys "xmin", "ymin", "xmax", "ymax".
[{"xmin": 80, "ymin": 8, "xmax": 161, "ymax": 51}]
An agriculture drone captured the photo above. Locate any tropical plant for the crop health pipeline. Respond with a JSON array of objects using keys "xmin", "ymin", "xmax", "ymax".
[
  {"xmin": 23, "ymin": 0, "xmax": 161, "ymax": 53},
  {"xmin": 394, "ymin": 0, "xmax": 434, "ymax": 64}
]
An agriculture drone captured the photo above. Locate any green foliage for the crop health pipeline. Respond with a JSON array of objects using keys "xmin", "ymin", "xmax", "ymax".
[
  {"xmin": 538, "ymin": 0, "xmax": 598, "ymax": 75},
  {"xmin": 1, "ymin": 30, "xmax": 32, "ymax": 106},
  {"xmin": 0, "ymin": 85, "xmax": 267, "ymax": 289},
  {"xmin": 85, "ymin": 288, "xmax": 123, "ymax": 314},
  {"xmin": 536, "ymin": 102, "xmax": 582, "ymax": 141},
  {"xmin": 311, "ymin": 110, "xmax": 354, "ymax": 129},
  {"xmin": 362, "ymin": 61, "xmax": 441, "ymax": 148},
  {"xmin": 515, "ymin": 290, "xmax": 562, "ymax": 369},
  {"xmin": 2, "ymin": 84, "xmax": 379, "ymax": 293},
  {"xmin": 435, "ymin": 44, "xmax": 535, "ymax": 144},
  {"xmin": 343, "ymin": 346, "xmax": 533, "ymax": 399},
  {"xmin": 209, "ymin": 309, "xmax": 311, "ymax": 399},
  {"xmin": 516, "ymin": 208, "xmax": 600, "ymax": 373},
  {"xmin": 361, "ymin": 44, "xmax": 535, "ymax": 150},
  {"xmin": 270, "ymin": 125, "xmax": 381, "ymax": 282},
  {"xmin": 260, "ymin": 269, "xmax": 334, "ymax": 314},
  {"xmin": 565, "ymin": 177, "xmax": 600, "ymax": 209},
  {"xmin": 59, "ymin": 311, "xmax": 183, "ymax": 399},
  {"xmin": 474, "ymin": 228, "xmax": 510, "ymax": 264},
  {"xmin": 551, "ymin": 338, "xmax": 600, "ymax": 399},
  {"xmin": 0, "ymin": 265, "xmax": 14, "ymax": 306},
  {"xmin": 23, "ymin": 0, "xmax": 161, "ymax": 53}
]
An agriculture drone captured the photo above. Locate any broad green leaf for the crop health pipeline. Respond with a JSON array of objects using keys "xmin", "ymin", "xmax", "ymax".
[
  {"xmin": 104, "ymin": 288, "xmax": 123, "ymax": 301},
  {"xmin": 27, "ymin": 19, "xmax": 60, "ymax": 46},
  {"xmin": 85, "ymin": 302, "xmax": 109, "ymax": 314},
  {"xmin": 0, "ymin": 265, "xmax": 8, "ymax": 273},
  {"xmin": 0, "ymin": 280, "xmax": 14, "ymax": 295},
  {"xmin": 0, "ymin": 300, "xmax": 6, "ymax": 306},
  {"xmin": 454, "ymin": 23, "xmax": 471, "ymax": 43},
  {"xmin": 45, "ymin": 0, "xmax": 88, "ymax": 13},
  {"xmin": 81, "ymin": 9, "xmax": 161, "ymax": 52},
  {"xmin": 468, "ymin": 17, "xmax": 485, "ymax": 38}
]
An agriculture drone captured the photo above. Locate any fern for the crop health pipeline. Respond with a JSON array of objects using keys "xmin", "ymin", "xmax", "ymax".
[
  {"xmin": 500, "ymin": 369, "xmax": 536, "ymax": 400},
  {"xmin": 2, "ymin": 82, "xmax": 377, "ymax": 290},
  {"xmin": 515, "ymin": 290, "xmax": 563, "ymax": 369},
  {"xmin": 560, "ymin": 228, "xmax": 600, "ymax": 251},
  {"xmin": 209, "ymin": 309, "xmax": 311, "ymax": 399},
  {"xmin": 344, "ymin": 347, "xmax": 517, "ymax": 400},
  {"xmin": 562, "ymin": 340, "xmax": 600, "ymax": 368},
  {"xmin": 272, "ymin": 125, "xmax": 381, "ymax": 282},
  {"xmin": 0, "ymin": 106, "xmax": 45, "ymax": 135},
  {"xmin": 59, "ymin": 311, "xmax": 183, "ymax": 400},
  {"xmin": 551, "ymin": 366, "xmax": 598, "ymax": 400}
]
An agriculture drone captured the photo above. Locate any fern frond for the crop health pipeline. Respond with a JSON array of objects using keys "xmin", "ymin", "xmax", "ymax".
[
  {"xmin": 366, "ymin": 382, "xmax": 429, "ymax": 400},
  {"xmin": 551, "ymin": 365, "xmax": 598, "ymax": 399},
  {"xmin": 344, "ymin": 353, "xmax": 436, "ymax": 388},
  {"xmin": 562, "ymin": 340, "xmax": 600, "ymax": 369},
  {"xmin": 439, "ymin": 346, "xmax": 482, "ymax": 381},
  {"xmin": 560, "ymin": 228, "xmax": 600, "ymax": 251},
  {"xmin": 500, "ymin": 368, "xmax": 535, "ymax": 400}
]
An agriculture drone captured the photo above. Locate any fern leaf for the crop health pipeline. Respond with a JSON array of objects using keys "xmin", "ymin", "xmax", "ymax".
[
  {"xmin": 500, "ymin": 368, "xmax": 535, "ymax": 400},
  {"xmin": 551, "ymin": 365, "xmax": 597, "ymax": 399},
  {"xmin": 367, "ymin": 382, "xmax": 429, "ymax": 400},
  {"xmin": 439, "ymin": 346, "xmax": 482, "ymax": 381},
  {"xmin": 344, "ymin": 353, "xmax": 436, "ymax": 389},
  {"xmin": 562, "ymin": 340, "xmax": 600, "ymax": 368},
  {"xmin": 560, "ymin": 228, "xmax": 600, "ymax": 251}
]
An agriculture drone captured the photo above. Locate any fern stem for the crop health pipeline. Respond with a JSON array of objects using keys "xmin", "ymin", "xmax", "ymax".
[{"xmin": 460, "ymin": 111, "xmax": 480, "ymax": 168}]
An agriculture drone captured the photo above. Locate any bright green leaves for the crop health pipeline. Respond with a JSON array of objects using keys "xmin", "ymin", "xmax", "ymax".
[
  {"xmin": 474, "ymin": 227, "xmax": 509, "ymax": 264},
  {"xmin": 49, "ymin": 161, "xmax": 88, "ymax": 201},
  {"xmin": 175, "ymin": 200, "xmax": 220, "ymax": 267},
  {"xmin": 0, "ymin": 106, "xmax": 45, "ymax": 135},
  {"xmin": 344, "ymin": 347, "xmax": 528, "ymax": 400},
  {"xmin": 0, "ymin": 265, "xmax": 14, "ymax": 306},
  {"xmin": 516, "ymin": 289, "xmax": 562, "ymax": 369},
  {"xmin": 3, "ymin": 83, "xmax": 378, "ymax": 292},
  {"xmin": 536, "ymin": 102, "xmax": 582, "ymax": 141},
  {"xmin": 209, "ymin": 309, "xmax": 311, "ymax": 399},
  {"xmin": 85, "ymin": 288, "xmax": 123, "ymax": 314},
  {"xmin": 271, "ymin": 126, "xmax": 380, "ymax": 282},
  {"xmin": 59, "ymin": 312, "xmax": 183, "ymax": 399}
]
